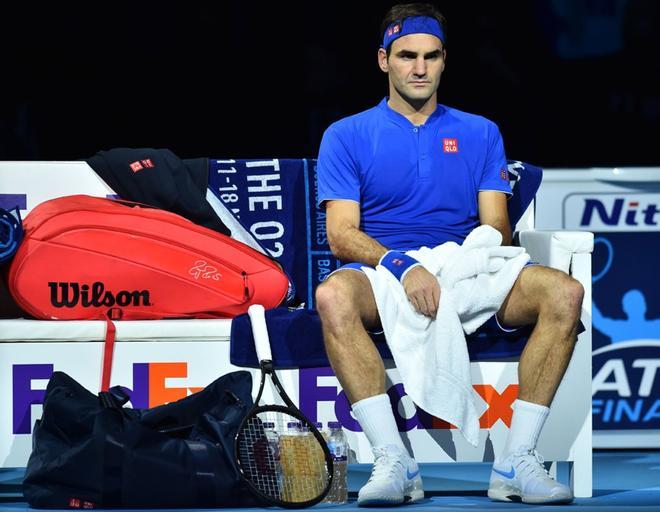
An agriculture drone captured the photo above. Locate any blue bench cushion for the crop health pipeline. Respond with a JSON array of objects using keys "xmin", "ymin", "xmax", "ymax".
[
  {"xmin": 230, "ymin": 307, "xmax": 532, "ymax": 369},
  {"xmin": 216, "ymin": 159, "xmax": 542, "ymax": 367}
]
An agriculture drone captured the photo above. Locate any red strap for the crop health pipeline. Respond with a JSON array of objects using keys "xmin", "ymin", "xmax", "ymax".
[{"xmin": 100, "ymin": 311, "xmax": 119, "ymax": 391}]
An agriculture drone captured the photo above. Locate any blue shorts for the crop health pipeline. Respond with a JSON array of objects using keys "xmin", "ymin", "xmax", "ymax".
[{"xmin": 329, "ymin": 261, "xmax": 539, "ymax": 333}]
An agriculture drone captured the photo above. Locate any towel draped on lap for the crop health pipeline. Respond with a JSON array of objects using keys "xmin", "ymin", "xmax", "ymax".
[{"xmin": 362, "ymin": 225, "xmax": 530, "ymax": 446}]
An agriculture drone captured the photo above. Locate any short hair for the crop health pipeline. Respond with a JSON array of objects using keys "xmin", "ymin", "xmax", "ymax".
[{"xmin": 380, "ymin": 3, "xmax": 447, "ymax": 56}]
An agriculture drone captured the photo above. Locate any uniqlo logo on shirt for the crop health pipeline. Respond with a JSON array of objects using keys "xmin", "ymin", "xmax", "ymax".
[
  {"xmin": 443, "ymin": 138, "xmax": 458, "ymax": 153},
  {"xmin": 129, "ymin": 161, "xmax": 144, "ymax": 173}
]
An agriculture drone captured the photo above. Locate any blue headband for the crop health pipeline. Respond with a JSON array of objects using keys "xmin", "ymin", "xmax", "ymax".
[{"xmin": 382, "ymin": 16, "xmax": 445, "ymax": 49}]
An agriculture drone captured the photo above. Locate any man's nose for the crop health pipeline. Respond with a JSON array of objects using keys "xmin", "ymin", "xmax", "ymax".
[{"xmin": 413, "ymin": 57, "xmax": 427, "ymax": 76}]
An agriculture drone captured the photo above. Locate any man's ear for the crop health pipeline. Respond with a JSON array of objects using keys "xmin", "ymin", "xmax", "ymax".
[{"xmin": 378, "ymin": 48, "xmax": 389, "ymax": 73}]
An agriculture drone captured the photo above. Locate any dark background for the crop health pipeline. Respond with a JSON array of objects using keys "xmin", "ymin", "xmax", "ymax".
[{"xmin": 1, "ymin": 0, "xmax": 658, "ymax": 167}]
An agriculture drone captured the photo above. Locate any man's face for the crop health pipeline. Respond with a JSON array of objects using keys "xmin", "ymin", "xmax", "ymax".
[{"xmin": 379, "ymin": 33, "xmax": 446, "ymax": 105}]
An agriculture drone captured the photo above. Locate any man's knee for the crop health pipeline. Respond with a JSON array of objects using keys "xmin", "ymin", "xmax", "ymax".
[
  {"xmin": 566, "ymin": 277, "xmax": 585, "ymax": 312},
  {"xmin": 545, "ymin": 274, "xmax": 584, "ymax": 324},
  {"xmin": 316, "ymin": 276, "xmax": 349, "ymax": 315},
  {"xmin": 316, "ymin": 274, "xmax": 360, "ymax": 325},
  {"xmin": 315, "ymin": 272, "xmax": 378, "ymax": 333}
]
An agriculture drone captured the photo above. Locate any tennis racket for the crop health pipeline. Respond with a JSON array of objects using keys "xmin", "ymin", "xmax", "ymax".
[{"xmin": 235, "ymin": 304, "xmax": 333, "ymax": 508}]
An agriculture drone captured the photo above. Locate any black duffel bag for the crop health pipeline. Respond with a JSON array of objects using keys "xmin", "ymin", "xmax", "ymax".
[{"xmin": 24, "ymin": 370, "xmax": 266, "ymax": 508}]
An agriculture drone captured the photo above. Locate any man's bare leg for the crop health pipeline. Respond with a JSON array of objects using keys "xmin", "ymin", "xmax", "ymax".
[
  {"xmin": 497, "ymin": 265, "xmax": 584, "ymax": 406},
  {"xmin": 316, "ymin": 270, "xmax": 424, "ymax": 506},
  {"xmin": 488, "ymin": 265, "xmax": 584, "ymax": 504},
  {"xmin": 315, "ymin": 269, "xmax": 384, "ymax": 403}
]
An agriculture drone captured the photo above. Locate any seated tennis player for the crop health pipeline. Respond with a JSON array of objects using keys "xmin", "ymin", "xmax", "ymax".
[{"xmin": 315, "ymin": 2, "xmax": 584, "ymax": 506}]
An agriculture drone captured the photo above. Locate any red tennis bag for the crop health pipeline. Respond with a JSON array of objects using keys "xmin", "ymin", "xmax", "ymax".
[
  {"xmin": 9, "ymin": 195, "xmax": 289, "ymax": 390},
  {"xmin": 9, "ymin": 195, "xmax": 289, "ymax": 321}
]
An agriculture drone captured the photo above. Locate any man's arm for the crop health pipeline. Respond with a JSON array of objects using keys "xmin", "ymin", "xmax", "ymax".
[
  {"xmin": 326, "ymin": 200, "xmax": 387, "ymax": 266},
  {"xmin": 326, "ymin": 199, "xmax": 440, "ymax": 317},
  {"xmin": 478, "ymin": 191, "xmax": 512, "ymax": 245}
]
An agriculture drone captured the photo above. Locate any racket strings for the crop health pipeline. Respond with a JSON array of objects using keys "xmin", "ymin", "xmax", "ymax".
[{"xmin": 237, "ymin": 410, "xmax": 330, "ymax": 504}]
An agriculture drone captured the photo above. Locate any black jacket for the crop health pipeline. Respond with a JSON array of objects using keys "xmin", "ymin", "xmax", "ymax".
[{"xmin": 86, "ymin": 147, "xmax": 231, "ymax": 236}]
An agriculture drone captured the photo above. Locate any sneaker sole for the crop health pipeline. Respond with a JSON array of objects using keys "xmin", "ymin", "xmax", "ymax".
[
  {"xmin": 488, "ymin": 487, "xmax": 573, "ymax": 504},
  {"xmin": 358, "ymin": 489, "xmax": 424, "ymax": 507},
  {"xmin": 522, "ymin": 494, "xmax": 574, "ymax": 505}
]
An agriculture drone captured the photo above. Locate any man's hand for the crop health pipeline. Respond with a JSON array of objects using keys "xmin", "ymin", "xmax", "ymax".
[{"xmin": 402, "ymin": 266, "xmax": 440, "ymax": 318}]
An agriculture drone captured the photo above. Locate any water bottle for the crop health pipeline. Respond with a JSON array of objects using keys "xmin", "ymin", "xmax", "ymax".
[
  {"xmin": 324, "ymin": 421, "xmax": 348, "ymax": 504},
  {"xmin": 313, "ymin": 422, "xmax": 329, "ymax": 454},
  {"xmin": 280, "ymin": 421, "xmax": 303, "ymax": 502},
  {"xmin": 304, "ymin": 421, "xmax": 327, "ymax": 493},
  {"xmin": 262, "ymin": 421, "xmax": 282, "ymax": 495},
  {"xmin": 262, "ymin": 421, "xmax": 280, "ymax": 460}
]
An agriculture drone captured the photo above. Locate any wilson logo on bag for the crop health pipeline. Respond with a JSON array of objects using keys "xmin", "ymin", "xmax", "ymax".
[
  {"xmin": 9, "ymin": 195, "xmax": 288, "ymax": 321},
  {"xmin": 48, "ymin": 282, "xmax": 152, "ymax": 309}
]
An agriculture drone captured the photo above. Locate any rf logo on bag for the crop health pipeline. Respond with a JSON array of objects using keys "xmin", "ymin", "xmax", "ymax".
[{"xmin": 189, "ymin": 260, "xmax": 222, "ymax": 281}]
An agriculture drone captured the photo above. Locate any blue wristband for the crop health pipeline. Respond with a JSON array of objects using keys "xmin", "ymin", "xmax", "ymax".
[{"xmin": 379, "ymin": 251, "xmax": 420, "ymax": 282}]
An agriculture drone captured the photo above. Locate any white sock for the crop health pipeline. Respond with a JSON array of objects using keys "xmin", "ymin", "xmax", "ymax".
[
  {"xmin": 351, "ymin": 394, "xmax": 405, "ymax": 451},
  {"xmin": 501, "ymin": 399, "xmax": 549, "ymax": 458}
]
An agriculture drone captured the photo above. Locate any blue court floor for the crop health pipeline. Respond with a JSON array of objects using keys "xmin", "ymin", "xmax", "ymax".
[{"xmin": 1, "ymin": 450, "xmax": 658, "ymax": 511}]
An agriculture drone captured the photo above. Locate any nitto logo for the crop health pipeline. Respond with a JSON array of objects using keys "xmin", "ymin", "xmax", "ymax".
[
  {"xmin": 48, "ymin": 282, "xmax": 151, "ymax": 308},
  {"xmin": 564, "ymin": 194, "xmax": 660, "ymax": 231},
  {"xmin": 581, "ymin": 198, "xmax": 660, "ymax": 227}
]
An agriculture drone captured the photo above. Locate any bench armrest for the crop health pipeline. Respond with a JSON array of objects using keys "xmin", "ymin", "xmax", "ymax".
[{"xmin": 518, "ymin": 230, "xmax": 594, "ymax": 274}]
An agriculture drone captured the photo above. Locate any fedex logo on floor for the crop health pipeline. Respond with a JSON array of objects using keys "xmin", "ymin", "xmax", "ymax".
[
  {"xmin": 298, "ymin": 368, "xmax": 518, "ymax": 431},
  {"xmin": 11, "ymin": 362, "xmax": 203, "ymax": 434}
]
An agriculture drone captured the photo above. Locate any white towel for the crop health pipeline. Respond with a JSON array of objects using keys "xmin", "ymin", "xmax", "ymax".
[{"xmin": 362, "ymin": 225, "xmax": 530, "ymax": 446}]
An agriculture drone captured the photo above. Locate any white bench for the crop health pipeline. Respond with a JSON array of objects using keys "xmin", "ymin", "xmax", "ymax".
[{"xmin": 0, "ymin": 160, "xmax": 593, "ymax": 497}]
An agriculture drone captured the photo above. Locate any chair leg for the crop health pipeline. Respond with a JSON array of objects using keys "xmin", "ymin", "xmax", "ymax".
[{"xmin": 569, "ymin": 451, "xmax": 593, "ymax": 498}]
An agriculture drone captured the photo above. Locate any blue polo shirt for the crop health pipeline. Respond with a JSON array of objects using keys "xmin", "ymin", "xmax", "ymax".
[{"xmin": 317, "ymin": 98, "xmax": 511, "ymax": 250}]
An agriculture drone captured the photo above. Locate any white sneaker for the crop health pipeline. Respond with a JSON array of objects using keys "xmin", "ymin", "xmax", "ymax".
[
  {"xmin": 488, "ymin": 448, "xmax": 574, "ymax": 504},
  {"xmin": 357, "ymin": 444, "xmax": 424, "ymax": 507}
]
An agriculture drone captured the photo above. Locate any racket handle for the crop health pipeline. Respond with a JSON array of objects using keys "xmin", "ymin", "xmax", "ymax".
[{"xmin": 248, "ymin": 304, "xmax": 273, "ymax": 363}]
